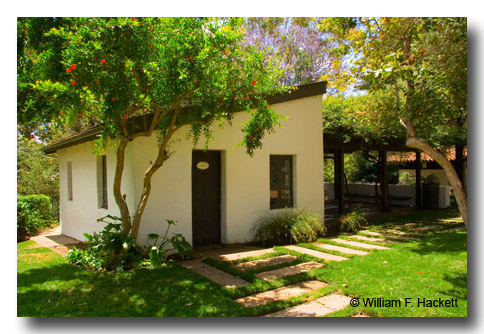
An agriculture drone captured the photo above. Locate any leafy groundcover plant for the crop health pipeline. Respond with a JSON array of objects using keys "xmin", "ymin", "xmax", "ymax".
[
  {"xmin": 254, "ymin": 208, "xmax": 326, "ymax": 245},
  {"xmin": 66, "ymin": 216, "xmax": 192, "ymax": 271}
]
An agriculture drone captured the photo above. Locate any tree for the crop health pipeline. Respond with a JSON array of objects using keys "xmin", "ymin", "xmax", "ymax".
[
  {"xmin": 320, "ymin": 17, "xmax": 467, "ymax": 227},
  {"xmin": 17, "ymin": 134, "xmax": 59, "ymax": 200},
  {"xmin": 18, "ymin": 17, "xmax": 288, "ymax": 250},
  {"xmin": 243, "ymin": 17, "xmax": 336, "ymax": 86}
]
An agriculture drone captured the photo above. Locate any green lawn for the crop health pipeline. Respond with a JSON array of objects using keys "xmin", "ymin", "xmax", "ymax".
[{"xmin": 18, "ymin": 209, "xmax": 467, "ymax": 317}]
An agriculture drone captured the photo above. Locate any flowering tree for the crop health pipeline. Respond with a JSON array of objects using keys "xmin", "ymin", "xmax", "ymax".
[
  {"xmin": 320, "ymin": 17, "xmax": 467, "ymax": 226},
  {"xmin": 17, "ymin": 17, "xmax": 287, "ymax": 244},
  {"xmin": 243, "ymin": 17, "xmax": 336, "ymax": 86}
]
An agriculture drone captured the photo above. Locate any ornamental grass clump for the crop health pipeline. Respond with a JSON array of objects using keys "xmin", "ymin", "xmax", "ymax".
[
  {"xmin": 254, "ymin": 208, "xmax": 326, "ymax": 245},
  {"xmin": 339, "ymin": 207, "xmax": 368, "ymax": 233}
]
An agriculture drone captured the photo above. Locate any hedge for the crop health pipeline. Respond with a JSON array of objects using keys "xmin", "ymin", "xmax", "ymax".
[{"xmin": 17, "ymin": 195, "xmax": 53, "ymax": 242}]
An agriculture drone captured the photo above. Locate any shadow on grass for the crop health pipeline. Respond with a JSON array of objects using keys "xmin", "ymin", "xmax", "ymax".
[
  {"xmin": 17, "ymin": 261, "xmax": 247, "ymax": 317},
  {"xmin": 439, "ymin": 272, "xmax": 467, "ymax": 300},
  {"xmin": 408, "ymin": 231, "xmax": 467, "ymax": 256}
]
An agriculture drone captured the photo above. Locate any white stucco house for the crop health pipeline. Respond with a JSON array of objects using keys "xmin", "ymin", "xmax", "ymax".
[{"xmin": 44, "ymin": 82, "xmax": 326, "ymax": 246}]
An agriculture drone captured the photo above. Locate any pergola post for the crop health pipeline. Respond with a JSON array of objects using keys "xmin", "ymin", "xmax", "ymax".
[
  {"xmin": 380, "ymin": 150, "xmax": 390, "ymax": 210},
  {"xmin": 455, "ymin": 144, "xmax": 466, "ymax": 194},
  {"xmin": 334, "ymin": 149, "xmax": 345, "ymax": 215},
  {"xmin": 415, "ymin": 150, "xmax": 422, "ymax": 208}
]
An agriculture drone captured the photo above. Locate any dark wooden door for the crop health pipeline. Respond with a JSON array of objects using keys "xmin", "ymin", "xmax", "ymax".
[{"xmin": 192, "ymin": 150, "xmax": 221, "ymax": 246}]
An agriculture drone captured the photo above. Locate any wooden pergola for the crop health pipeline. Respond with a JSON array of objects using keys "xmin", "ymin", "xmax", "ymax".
[{"xmin": 323, "ymin": 132, "xmax": 423, "ymax": 215}]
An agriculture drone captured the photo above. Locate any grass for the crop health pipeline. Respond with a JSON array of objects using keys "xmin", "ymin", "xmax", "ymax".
[{"xmin": 18, "ymin": 208, "xmax": 467, "ymax": 317}]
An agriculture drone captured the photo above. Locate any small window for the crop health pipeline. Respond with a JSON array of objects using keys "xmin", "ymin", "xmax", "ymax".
[
  {"xmin": 97, "ymin": 155, "xmax": 108, "ymax": 209},
  {"xmin": 270, "ymin": 155, "xmax": 294, "ymax": 209},
  {"xmin": 67, "ymin": 161, "xmax": 73, "ymax": 201}
]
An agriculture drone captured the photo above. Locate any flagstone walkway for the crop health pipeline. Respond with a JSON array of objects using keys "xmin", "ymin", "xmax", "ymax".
[
  {"xmin": 178, "ymin": 220, "xmax": 465, "ymax": 317},
  {"xmin": 30, "ymin": 218, "xmax": 464, "ymax": 317}
]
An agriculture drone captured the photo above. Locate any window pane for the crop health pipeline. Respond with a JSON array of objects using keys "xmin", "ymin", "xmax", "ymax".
[
  {"xmin": 67, "ymin": 161, "xmax": 73, "ymax": 201},
  {"xmin": 270, "ymin": 155, "xmax": 293, "ymax": 209},
  {"xmin": 97, "ymin": 155, "xmax": 108, "ymax": 209}
]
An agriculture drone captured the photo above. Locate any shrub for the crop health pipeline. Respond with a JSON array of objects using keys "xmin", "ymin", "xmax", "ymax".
[
  {"xmin": 339, "ymin": 207, "xmax": 368, "ymax": 233},
  {"xmin": 17, "ymin": 195, "xmax": 54, "ymax": 241},
  {"xmin": 254, "ymin": 208, "xmax": 326, "ymax": 245},
  {"xmin": 66, "ymin": 215, "xmax": 144, "ymax": 271},
  {"xmin": 66, "ymin": 216, "xmax": 193, "ymax": 271}
]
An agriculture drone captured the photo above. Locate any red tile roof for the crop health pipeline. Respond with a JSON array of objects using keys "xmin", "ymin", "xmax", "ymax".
[{"xmin": 388, "ymin": 148, "xmax": 467, "ymax": 163}]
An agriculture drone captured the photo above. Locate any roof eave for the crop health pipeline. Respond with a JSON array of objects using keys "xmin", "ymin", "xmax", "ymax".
[{"xmin": 43, "ymin": 81, "xmax": 327, "ymax": 155}]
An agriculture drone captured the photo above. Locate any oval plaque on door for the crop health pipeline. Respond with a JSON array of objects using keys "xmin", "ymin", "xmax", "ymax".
[{"xmin": 196, "ymin": 161, "xmax": 210, "ymax": 170}]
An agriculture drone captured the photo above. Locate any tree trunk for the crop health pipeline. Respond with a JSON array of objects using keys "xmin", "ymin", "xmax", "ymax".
[
  {"xmin": 130, "ymin": 149, "xmax": 169, "ymax": 241},
  {"xmin": 113, "ymin": 138, "xmax": 132, "ymax": 235},
  {"xmin": 404, "ymin": 126, "xmax": 467, "ymax": 228}
]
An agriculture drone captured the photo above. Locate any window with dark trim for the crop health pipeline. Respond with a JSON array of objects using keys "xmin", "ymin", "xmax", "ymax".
[
  {"xmin": 270, "ymin": 155, "xmax": 294, "ymax": 209},
  {"xmin": 97, "ymin": 155, "xmax": 108, "ymax": 209}
]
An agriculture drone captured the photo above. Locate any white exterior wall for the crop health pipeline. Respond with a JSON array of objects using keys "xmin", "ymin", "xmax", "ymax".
[
  {"xmin": 57, "ymin": 141, "xmax": 136, "ymax": 241},
  {"xmin": 57, "ymin": 94, "xmax": 324, "ymax": 245}
]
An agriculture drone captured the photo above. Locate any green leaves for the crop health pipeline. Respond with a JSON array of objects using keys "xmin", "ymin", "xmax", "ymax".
[{"xmin": 18, "ymin": 17, "xmax": 287, "ymax": 155}]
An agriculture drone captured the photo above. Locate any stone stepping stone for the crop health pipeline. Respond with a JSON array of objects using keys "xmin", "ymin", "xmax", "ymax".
[
  {"xmin": 232, "ymin": 255, "xmax": 298, "ymax": 271},
  {"xmin": 284, "ymin": 245, "xmax": 348, "ymax": 262},
  {"xmin": 180, "ymin": 260, "xmax": 248, "ymax": 289},
  {"xmin": 236, "ymin": 280, "xmax": 327, "ymax": 307},
  {"xmin": 349, "ymin": 235, "xmax": 400, "ymax": 244},
  {"xmin": 439, "ymin": 218, "xmax": 464, "ymax": 223},
  {"xmin": 214, "ymin": 248, "xmax": 275, "ymax": 262},
  {"xmin": 313, "ymin": 243, "xmax": 369, "ymax": 256},
  {"xmin": 412, "ymin": 224, "xmax": 443, "ymax": 232},
  {"xmin": 435, "ymin": 226, "xmax": 466, "ymax": 233},
  {"xmin": 255, "ymin": 262, "xmax": 324, "ymax": 281},
  {"xmin": 328, "ymin": 238, "xmax": 390, "ymax": 250},
  {"xmin": 360, "ymin": 231, "xmax": 419, "ymax": 241},
  {"xmin": 381, "ymin": 229, "xmax": 427, "ymax": 237},
  {"xmin": 263, "ymin": 293, "xmax": 351, "ymax": 317}
]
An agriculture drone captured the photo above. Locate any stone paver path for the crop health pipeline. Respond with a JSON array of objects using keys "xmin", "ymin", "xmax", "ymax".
[
  {"xmin": 412, "ymin": 224, "xmax": 444, "ymax": 232},
  {"xmin": 313, "ymin": 243, "xmax": 369, "ymax": 256},
  {"xmin": 232, "ymin": 255, "xmax": 298, "ymax": 271},
  {"xmin": 263, "ymin": 293, "xmax": 352, "ymax": 317},
  {"xmin": 30, "ymin": 226, "xmax": 83, "ymax": 256},
  {"xmin": 349, "ymin": 235, "xmax": 400, "ymax": 244},
  {"xmin": 284, "ymin": 245, "xmax": 348, "ymax": 262},
  {"xmin": 381, "ymin": 229, "xmax": 427, "ymax": 236},
  {"xmin": 360, "ymin": 231, "xmax": 419, "ymax": 241},
  {"xmin": 236, "ymin": 280, "xmax": 327, "ymax": 307},
  {"xmin": 255, "ymin": 262, "xmax": 324, "ymax": 281},
  {"xmin": 328, "ymin": 238, "xmax": 390, "ymax": 250},
  {"xmin": 180, "ymin": 260, "xmax": 248, "ymax": 288},
  {"xmin": 215, "ymin": 249, "xmax": 275, "ymax": 262}
]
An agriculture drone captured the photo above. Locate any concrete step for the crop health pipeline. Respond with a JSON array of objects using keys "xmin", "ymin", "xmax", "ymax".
[
  {"xmin": 313, "ymin": 242, "xmax": 369, "ymax": 256},
  {"xmin": 359, "ymin": 231, "xmax": 419, "ymax": 241},
  {"xmin": 348, "ymin": 235, "xmax": 401, "ymax": 244},
  {"xmin": 255, "ymin": 262, "xmax": 324, "ymax": 281},
  {"xmin": 180, "ymin": 260, "xmax": 248, "ymax": 289},
  {"xmin": 328, "ymin": 238, "xmax": 390, "ymax": 250},
  {"xmin": 283, "ymin": 245, "xmax": 348, "ymax": 262},
  {"xmin": 232, "ymin": 255, "xmax": 298, "ymax": 271},
  {"xmin": 263, "ymin": 293, "xmax": 352, "ymax": 317},
  {"xmin": 214, "ymin": 248, "xmax": 276, "ymax": 262},
  {"xmin": 236, "ymin": 280, "xmax": 327, "ymax": 307}
]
